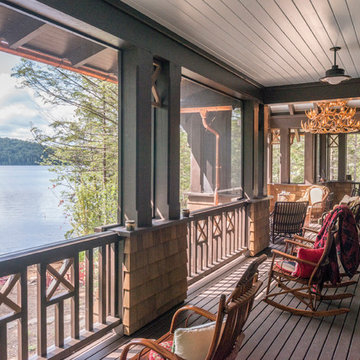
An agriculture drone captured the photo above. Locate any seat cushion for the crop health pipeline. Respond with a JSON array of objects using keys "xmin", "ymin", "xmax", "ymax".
[
  {"xmin": 274, "ymin": 260, "xmax": 297, "ymax": 274},
  {"xmin": 309, "ymin": 188, "xmax": 324, "ymax": 204},
  {"xmin": 173, "ymin": 321, "xmax": 218, "ymax": 360},
  {"xmin": 149, "ymin": 341, "xmax": 173, "ymax": 360},
  {"xmin": 292, "ymin": 247, "xmax": 324, "ymax": 278}
]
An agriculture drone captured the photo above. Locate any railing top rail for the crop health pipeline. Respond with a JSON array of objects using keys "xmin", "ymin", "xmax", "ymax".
[
  {"xmin": 0, "ymin": 231, "xmax": 122, "ymax": 277},
  {"xmin": 190, "ymin": 199, "xmax": 249, "ymax": 218}
]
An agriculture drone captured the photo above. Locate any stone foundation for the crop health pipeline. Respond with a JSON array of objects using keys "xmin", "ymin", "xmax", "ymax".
[
  {"xmin": 248, "ymin": 198, "xmax": 270, "ymax": 256},
  {"xmin": 122, "ymin": 221, "xmax": 188, "ymax": 334}
]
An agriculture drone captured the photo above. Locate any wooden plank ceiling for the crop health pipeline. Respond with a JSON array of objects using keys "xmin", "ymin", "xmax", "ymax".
[{"xmin": 121, "ymin": 0, "xmax": 360, "ymax": 87}]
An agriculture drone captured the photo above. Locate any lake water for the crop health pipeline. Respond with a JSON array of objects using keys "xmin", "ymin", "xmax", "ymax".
[{"xmin": 0, "ymin": 166, "xmax": 71, "ymax": 255}]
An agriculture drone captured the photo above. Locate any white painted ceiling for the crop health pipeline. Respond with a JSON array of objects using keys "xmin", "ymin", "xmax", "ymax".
[{"xmin": 121, "ymin": 0, "xmax": 360, "ymax": 87}]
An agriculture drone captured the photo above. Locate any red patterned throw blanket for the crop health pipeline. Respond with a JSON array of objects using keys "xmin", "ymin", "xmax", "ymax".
[{"xmin": 314, "ymin": 205, "xmax": 359, "ymax": 285}]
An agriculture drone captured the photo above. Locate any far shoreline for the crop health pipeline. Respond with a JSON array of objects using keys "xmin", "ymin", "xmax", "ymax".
[{"xmin": 0, "ymin": 164, "xmax": 43, "ymax": 166}]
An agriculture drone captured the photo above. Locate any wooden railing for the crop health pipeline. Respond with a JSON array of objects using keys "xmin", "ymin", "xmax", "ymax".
[
  {"xmin": 0, "ymin": 231, "xmax": 124, "ymax": 360},
  {"xmin": 187, "ymin": 200, "xmax": 248, "ymax": 284}
]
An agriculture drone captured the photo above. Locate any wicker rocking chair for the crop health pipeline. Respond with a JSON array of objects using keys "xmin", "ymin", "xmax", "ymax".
[
  {"xmin": 265, "ymin": 206, "xmax": 359, "ymax": 317},
  {"xmin": 269, "ymin": 201, "xmax": 308, "ymax": 243},
  {"xmin": 299, "ymin": 185, "xmax": 330, "ymax": 223},
  {"xmin": 119, "ymin": 255, "xmax": 267, "ymax": 360}
]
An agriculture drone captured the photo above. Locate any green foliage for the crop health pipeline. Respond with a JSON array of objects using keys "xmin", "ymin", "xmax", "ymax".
[
  {"xmin": 346, "ymin": 134, "xmax": 360, "ymax": 182},
  {"xmin": 290, "ymin": 134, "xmax": 305, "ymax": 184},
  {"xmin": 12, "ymin": 59, "xmax": 118, "ymax": 238},
  {"xmin": 0, "ymin": 137, "xmax": 49, "ymax": 165},
  {"xmin": 231, "ymin": 108, "xmax": 242, "ymax": 189},
  {"xmin": 179, "ymin": 126, "xmax": 191, "ymax": 208},
  {"xmin": 272, "ymin": 144, "xmax": 280, "ymax": 183}
]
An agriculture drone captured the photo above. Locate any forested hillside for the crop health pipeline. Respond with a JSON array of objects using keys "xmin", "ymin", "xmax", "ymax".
[{"xmin": 0, "ymin": 137, "xmax": 47, "ymax": 165}]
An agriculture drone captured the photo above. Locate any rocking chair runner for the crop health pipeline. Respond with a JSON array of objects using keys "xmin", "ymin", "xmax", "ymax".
[
  {"xmin": 265, "ymin": 230, "xmax": 353, "ymax": 317},
  {"xmin": 265, "ymin": 206, "xmax": 359, "ymax": 317},
  {"xmin": 119, "ymin": 254, "xmax": 267, "ymax": 360}
]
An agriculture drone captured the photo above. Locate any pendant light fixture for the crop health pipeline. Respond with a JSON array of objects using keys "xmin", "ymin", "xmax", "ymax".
[{"xmin": 320, "ymin": 47, "xmax": 351, "ymax": 85}]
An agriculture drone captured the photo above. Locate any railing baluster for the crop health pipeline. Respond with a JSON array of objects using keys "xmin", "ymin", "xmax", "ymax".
[
  {"xmin": 194, "ymin": 221, "xmax": 198, "ymax": 274},
  {"xmin": 235, "ymin": 208, "xmax": 239, "ymax": 251},
  {"xmin": 106, "ymin": 244, "xmax": 111, "ymax": 316},
  {"xmin": 17, "ymin": 268, "xmax": 29, "ymax": 360},
  {"xmin": 109, "ymin": 242, "xmax": 118, "ymax": 317},
  {"xmin": 187, "ymin": 222, "xmax": 192, "ymax": 278},
  {"xmin": 210, "ymin": 216, "xmax": 214, "ymax": 266},
  {"xmin": 200, "ymin": 244, "xmax": 204, "ymax": 271},
  {"xmin": 0, "ymin": 324, "xmax": 7, "ymax": 360},
  {"xmin": 85, "ymin": 249, "xmax": 94, "ymax": 331},
  {"xmin": 244, "ymin": 206, "xmax": 250, "ymax": 248},
  {"xmin": 205, "ymin": 217, "xmax": 209, "ymax": 269},
  {"xmin": 37, "ymin": 263, "xmax": 47, "ymax": 357},
  {"xmin": 19, "ymin": 269, "xmax": 28, "ymax": 360},
  {"xmin": 222, "ymin": 212, "xmax": 226, "ymax": 259},
  {"xmin": 98, "ymin": 245, "xmax": 107, "ymax": 324},
  {"xmin": 55, "ymin": 301, "xmax": 64, "ymax": 348},
  {"xmin": 71, "ymin": 255, "xmax": 80, "ymax": 339},
  {"xmin": 117, "ymin": 239, "xmax": 124, "ymax": 319}
]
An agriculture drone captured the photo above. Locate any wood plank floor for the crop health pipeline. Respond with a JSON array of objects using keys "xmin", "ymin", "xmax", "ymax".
[{"xmin": 73, "ymin": 242, "xmax": 360, "ymax": 360}]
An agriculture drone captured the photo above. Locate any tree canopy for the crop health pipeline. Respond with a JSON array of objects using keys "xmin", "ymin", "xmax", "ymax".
[
  {"xmin": 12, "ymin": 59, "xmax": 119, "ymax": 238},
  {"xmin": 0, "ymin": 137, "xmax": 49, "ymax": 165}
]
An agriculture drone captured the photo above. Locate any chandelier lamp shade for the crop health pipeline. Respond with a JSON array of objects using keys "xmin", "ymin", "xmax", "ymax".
[
  {"xmin": 320, "ymin": 47, "xmax": 351, "ymax": 85},
  {"xmin": 301, "ymin": 100, "xmax": 358, "ymax": 134}
]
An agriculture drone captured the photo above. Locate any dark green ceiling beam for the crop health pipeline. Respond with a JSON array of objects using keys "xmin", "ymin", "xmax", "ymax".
[{"xmin": 264, "ymin": 78, "xmax": 360, "ymax": 104}]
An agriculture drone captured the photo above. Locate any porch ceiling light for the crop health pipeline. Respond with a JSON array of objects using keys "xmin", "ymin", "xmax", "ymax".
[
  {"xmin": 301, "ymin": 100, "xmax": 358, "ymax": 134},
  {"xmin": 320, "ymin": 47, "xmax": 351, "ymax": 85}
]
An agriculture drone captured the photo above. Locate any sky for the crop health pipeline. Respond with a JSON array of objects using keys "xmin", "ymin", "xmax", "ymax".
[{"xmin": 0, "ymin": 51, "xmax": 74, "ymax": 141}]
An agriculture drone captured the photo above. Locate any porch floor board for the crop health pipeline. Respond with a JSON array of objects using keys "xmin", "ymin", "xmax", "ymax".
[{"xmin": 74, "ymin": 242, "xmax": 360, "ymax": 360}]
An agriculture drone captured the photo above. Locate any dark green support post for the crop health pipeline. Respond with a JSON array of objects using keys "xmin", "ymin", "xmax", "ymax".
[
  {"xmin": 155, "ymin": 61, "xmax": 181, "ymax": 220},
  {"xmin": 243, "ymin": 100, "xmax": 254, "ymax": 199},
  {"xmin": 319, "ymin": 134, "xmax": 327, "ymax": 180},
  {"xmin": 338, "ymin": 133, "xmax": 346, "ymax": 181},
  {"xmin": 120, "ymin": 47, "xmax": 153, "ymax": 227}
]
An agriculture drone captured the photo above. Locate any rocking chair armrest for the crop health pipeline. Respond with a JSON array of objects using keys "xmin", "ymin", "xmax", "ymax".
[
  {"xmin": 119, "ymin": 338, "xmax": 184, "ymax": 360},
  {"xmin": 170, "ymin": 305, "xmax": 217, "ymax": 333},
  {"xmin": 303, "ymin": 226, "xmax": 319, "ymax": 234},
  {"xmin": 284, "ymin": 239, "xmax": 313, "ymax": 249},
  {"xmin": 293, "ymin": 234, "xmax": 316, "ymax": 243},
  {"xmin": 311, "ymin": 201, "xmax": 324, "ymax": 207},
  {"xmin": 271, "ymin": 249, "xmax": 318, "ymax": 267}
]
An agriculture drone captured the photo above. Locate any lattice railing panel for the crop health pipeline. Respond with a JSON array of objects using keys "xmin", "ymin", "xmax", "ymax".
[
  {"xmin": 0, "ymin": 232, "xmax": 124, "ymax": 360},
  {"xmin": 187, "ymin": 201, "xmax": 248, "ymax": 283}
]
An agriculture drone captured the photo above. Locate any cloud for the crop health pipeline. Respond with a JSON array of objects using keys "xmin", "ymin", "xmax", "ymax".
[{"xmin": 0, "ymin": 69, "xmax": 76, "ymax": 140}]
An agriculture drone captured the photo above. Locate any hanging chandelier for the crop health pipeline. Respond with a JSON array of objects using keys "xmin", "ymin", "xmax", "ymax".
[{"xmin": 301, "ymin": 100, "xmax": 358, "ymax": 134}]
